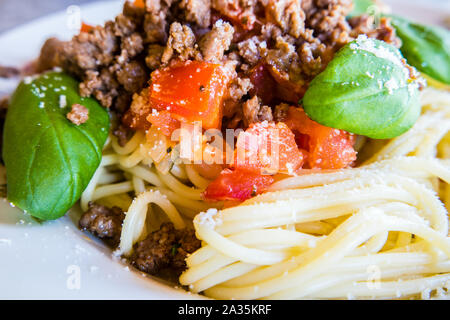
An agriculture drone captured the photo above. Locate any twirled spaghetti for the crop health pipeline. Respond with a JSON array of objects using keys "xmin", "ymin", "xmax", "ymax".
[{"xmin": 81, "ymin": 87, "xmax": 450, "ymax": 299}]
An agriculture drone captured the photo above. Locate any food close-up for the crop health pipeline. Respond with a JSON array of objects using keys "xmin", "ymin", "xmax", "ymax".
[{"xmin": 0, "ymin": 0, "xmax": 449, "ymax": 300}]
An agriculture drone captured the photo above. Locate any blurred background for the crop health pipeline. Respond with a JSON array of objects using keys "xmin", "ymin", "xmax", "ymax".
[
  {"xmin": 0, "ymin": 0, "xmax": 449, "ymax": 34},
  {"xmin": 0, "ymin": 0, "xmax": 93, "ymax": 33}
]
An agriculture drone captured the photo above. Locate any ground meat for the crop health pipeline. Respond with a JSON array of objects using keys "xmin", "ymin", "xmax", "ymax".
[
  {"xmin": 171, "ymin": 227, "xmax": 201, "ymax": 271},
  {"xmin": 0, "ymin": 65, "xmax": 20, "ymax": 78},
  {"xmin": 67, "ymin": 103, "xmax": 89, "ymax": 125},
  {"xmin": 145, "ymin": 44, "xmax": 165, "ymax": 70},
  {"xmin": 35, "ymin": 37, "xmax": 65, "ymax": 73},
  {"xmin": 162, "ymin": 22, "xmax": 199, "ymax": 64},
  {"xmin": 123, "ymin": 88, "xmax": 152, "ymax": 130},
  {"xmin": 238, "ymin": 36, "xmax": 263, "ymax": 65},
  {"xmin": 199, "ymin": 20, "xmax": 234, "ymax": 63},
  {"xmin": 179, "ymin": 0, "xmax": 211, "ymax": 28},
  {"xmin": 228, "ymin": 77, "xmax": 253, "ymax": 102},
  {"xmin": 118, "ymin": 33, "xmax": 145, "ymax": 63},
  {"xmin": 143, "ymin": 0, "xmax": 175, "ymax": 43},
  {"xmin": 349, "ymin": 16, "xmax": 401, "ymax": 47},
  {"xmin": 262, "ymin": 36, "xmax": 301, "ymax": 83},
  {"xmin": 50, "ymin": 2, "xmax": 149, "ymax": 111},
  {"xmin": 222, "ymin": 76, "xmax": 253, "ymax": 126},
  {"xmin": 123, "ymin": 0, "xmax": 146, "ymax": 24},
  {"xmin": 79, "ymin": 68, "xmax": 119, "ymax": 108},
  {"xmin": 113, "ymin": 124, "xmax": 134, "ymax": 147},
  {"xmin": 79, "ymin": 202, "xmax": 125, "ymax": 247},
  {"xmin": 298, "ymin": 40, "xmax": 326, "ymax": 77},
  {"xmin": 46, "ymin": 0, "xmax": 402, "ymax": 133},
  {"xmin": 131, "ymin": 222, "xmax": 201, "ymax": 275},
  {"xmin": 265, "ymin": 0, "xmax": 305, "ymax": 38},
  {"xmin": 115, "ymin": 60, "xmax": 148, "ymax": 93},
  {"xmin": 242, "ymin": 95, "xmax": 273, "ymax": 127},
  {"xmin": 61, "ymin": 22, "xmax": 118, "ymax": 75},
  {"xmin": 306, "ymin": 0, "xmax": 353, "ymax": 46},
  {"xmin": 114, "ymin": 89, "xmax": 134, "ymax": 115},
  {"xmin": 273, "ymin": 103, "xmax": 290, "ymax": 122}
]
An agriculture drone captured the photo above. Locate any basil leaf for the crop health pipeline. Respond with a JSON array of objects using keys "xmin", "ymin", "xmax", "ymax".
[
  {"xmin": 2, "ymin": 72, "xmax": 109, "ymax": 220},
  {"xmin": 389, "ymin": 15, "xmax": 450, "ymax": 85},
  {"xmin": 348, "ymin": 0, "xmax": 375, "ymax": 17},
  {"xmin": 303, "ymin": 36, "xmax": 421, "ymax": 139}
]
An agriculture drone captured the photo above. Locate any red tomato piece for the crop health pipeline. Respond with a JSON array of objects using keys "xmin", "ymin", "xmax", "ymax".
[
  {"xmin": 211, "ymin": 1, "xmax": 256, "ymax": 31},
  {"xmin": 146, "ymin": 110, "xmax": 181, "ymax": 137},
  {"xmin": 133, "ymin": 0, "xmax": 145, "ymax": 8},
  {"xmin": 149, "ymin": 60, "xmax": 229, "ymax": 130},
  {"xmin": 248, "ymin": 63, "xmax": 277, "ymax": 105},
  {"xmin": 80, "ymin": 22, "xmax": 94, "ymax": 33},
  {"xmin": 203, "ymin": 168, "xmax": 275, "ymax": 201},
  {"xmin": 284, "ymin": 107, "xmax": 356, "ymax": 169},
  {"xmin": 234, "ymin": 121, "xmax": 305, "ymax": 174}
]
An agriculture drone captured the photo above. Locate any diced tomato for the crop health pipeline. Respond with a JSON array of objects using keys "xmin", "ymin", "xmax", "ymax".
[
  {"xmin": 248, "ymin": 63, "xmax": 277, "ymax": 105},
  {"xmin": 80, "ymin": 22, "xmax": 94, "ymax": 33},
  {"xmin": 211, "ymin": 1, "xmax": 256, "ymax": 31},
  {"xmin": 148, "ymin": 60, "xmax": 230, "ymax": 130},
  {"xmin": 248, "ymin": 62, "xmax": 307, "ymax": 105},
  {"xmin": 234, "ymin": 121, "xmax": 305, "ymax": 174},
  {"xmin": 146, "ymin": 110, "xmax": 181, "ymax": 137},
  {"xmin": 265, "ymin": 63, "xmax": 307, "ymax": 104},
  {"xmin": 283, "ymin": 107, "xmax": 356, "ymax": 169},
  {"xmin": 203, "ymin": 168, "xmax": 275, "ymax": 201},
  {"xmin": 133, "ymin": 0, "xmax": 145, "ymax": 8}
]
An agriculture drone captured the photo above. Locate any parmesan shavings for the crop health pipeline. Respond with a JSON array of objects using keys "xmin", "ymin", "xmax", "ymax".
[{"xmin": 197, "ymin": 208, "xmax": 222, "ymax": 228}]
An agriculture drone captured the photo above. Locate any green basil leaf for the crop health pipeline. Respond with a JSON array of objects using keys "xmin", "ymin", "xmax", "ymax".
[
  {"xmin": 303, "ymin": 36, "xmax": 421, "ymax": 139},
  {"xmin": 2, "ymin": 72, "xmax": 109, "ymax": 220},
  {"xmin": 389, "ymin": 15, "xmax": 450, "ymax": 85},
  {"xmin": 348, "ymin": 0, "xmax": 375, "ymax": 17}
]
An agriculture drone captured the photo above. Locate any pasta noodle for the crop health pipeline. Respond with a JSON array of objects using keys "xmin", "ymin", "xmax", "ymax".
[{"xmin": 81, "ymin": 87, "xmax": 450, "ymax": 299}]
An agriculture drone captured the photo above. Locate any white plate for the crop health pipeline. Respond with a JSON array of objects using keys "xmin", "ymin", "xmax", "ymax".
[
  {"xmin": 0, "ymin": 0, "xmax": 448, "ymax": 300},
  {"xmin": 0, "ymin": 0, "xmax": 201, "ymax": 300}
]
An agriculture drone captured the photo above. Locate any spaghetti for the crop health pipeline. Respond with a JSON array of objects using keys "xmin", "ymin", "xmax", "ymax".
[{"xmin": 81, "ymin": 87, "xmax": 450, "ymax": 299}]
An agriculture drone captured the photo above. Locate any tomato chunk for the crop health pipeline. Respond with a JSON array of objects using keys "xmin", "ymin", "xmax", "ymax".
[
  {"xmin": 211, "ymin": 1, "xmax": 256, "ymax": 31},
  {"xmin": 203, "ymin": 168, "xmax": 274, "ymax": 201},
  {"xmin": 284, "ymin": 107, "xmax": 356, "ymax": 169},
  {"xmin": 133, "ymin": 0, "xmax": 145, "ymax": 8},
  {"xmin": 234, "ymin": 121, "xmax": 305, "ymax": 174},
  {"xmin": 80, "ymin": 22, "xmax": 94, "ymax": 33},
  {"xmin": 248, "ymin": 63, "xmax": 277, "ymax": 105},
  {"xmin": 149, "ymin": 60, "xmax": 229, "ymax": 130},
  {"xmin": 146, "ymin": 110, "xmax": 181, "ymax": 137}
]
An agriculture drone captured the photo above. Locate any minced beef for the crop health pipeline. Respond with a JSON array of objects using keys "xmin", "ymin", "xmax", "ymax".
[
  {"xmin": 131, "ymin": 222, "xmax": 201, "ymax": 275},
  {"xmin": 67, "ymin": 103, "xmax": 89, "ymax": 125},
  {"xmin": 349, "ymin": 15, "xmax": 402, "ymax": 47},
  {"xmin": 242, "ymin": 95, "xmax": 273, "ymax": 127},
  {"xmin": 113, "ymin": 124, "xmax": 134, "ymax": 147},
  {"xmin": 79, "ymin": 202, "xmax": 125, "ymax": 247},
  {"xmin": 265, "ymin": 0, "xmax": 306, "ymax": 38},
  {"xmin": 199, "ymin": 20, "xmax": 234, "ymax": 63},
  {"xmin": 40, "ymin": 0, "xmax": 400, "ymax": 132},
  {"xmin": 162, "ymin": 22, "xmax": 199, "ymax": 63},
  {"xmin": 36, "ymin": 38, "xmax": 65, "ymax": 73},
  {"xmin": 180, "ymin": 0, "xmax": 211, "ymax": 28}
]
